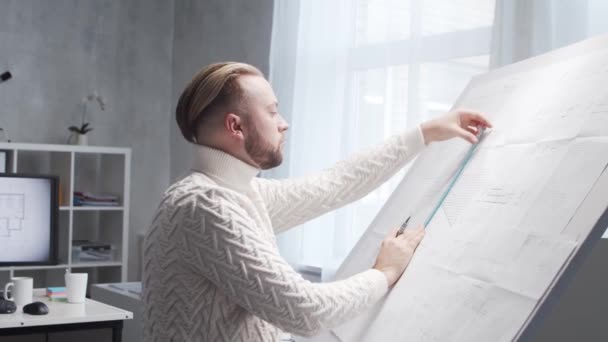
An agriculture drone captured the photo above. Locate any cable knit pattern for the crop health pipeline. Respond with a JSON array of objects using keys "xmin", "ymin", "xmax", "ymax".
[
  {"xmin": 255, "ymin": 128, "xmax": 427, "ymax": 233},
  {"xmin": 143, "ymin": 128, "xmax": 426, "ymax": 342}
]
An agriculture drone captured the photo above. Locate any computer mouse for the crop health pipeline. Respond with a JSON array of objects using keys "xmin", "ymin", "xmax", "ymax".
[
  {"xmin": 23, "ymin": 301, "xmax": 49, "ymax": 315},
  {"xmin": 0, "ymin": 299, "xmax": 16, "ymax": 314}
]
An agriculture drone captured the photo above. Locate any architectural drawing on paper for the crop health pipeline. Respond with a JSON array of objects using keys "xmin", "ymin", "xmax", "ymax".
[{"xmin": 330, "ymin": 35, "xmax": 608, "ymax": 342}]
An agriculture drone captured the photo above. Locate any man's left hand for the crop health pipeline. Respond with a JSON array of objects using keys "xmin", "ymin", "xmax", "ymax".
[{"xmin": 420, "ymin": 109, "xmax": 492, "ymax": 145}]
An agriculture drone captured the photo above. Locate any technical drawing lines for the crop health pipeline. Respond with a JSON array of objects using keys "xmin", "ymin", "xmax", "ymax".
[{"xmin": 0, "ymin": 193, "xmax": 25, "ymax": 238}]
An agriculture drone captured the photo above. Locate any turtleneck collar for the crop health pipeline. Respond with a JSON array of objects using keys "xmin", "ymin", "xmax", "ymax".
[{"xmin": 191, "ymin": 144, "xmax": 260, "ymax": 191}]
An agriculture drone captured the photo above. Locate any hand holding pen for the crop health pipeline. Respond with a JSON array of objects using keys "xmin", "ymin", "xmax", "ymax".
[
  {"xmin": 373, "ymin": 216, "xmax": 425, "ymax": 288},
  {"xmin": 396, "ymin": 216, "xmax": 411, "ymax": 236}
]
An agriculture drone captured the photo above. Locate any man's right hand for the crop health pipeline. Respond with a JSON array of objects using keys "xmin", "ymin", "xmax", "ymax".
[{"xmin": 373, "ymin": 225, "xmax": 425, "ymax": 288}]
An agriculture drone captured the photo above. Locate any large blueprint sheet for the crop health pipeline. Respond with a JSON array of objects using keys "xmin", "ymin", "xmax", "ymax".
[{"xmin": 329, "ymin": 35, "xmax": 608, "ymax": 341}]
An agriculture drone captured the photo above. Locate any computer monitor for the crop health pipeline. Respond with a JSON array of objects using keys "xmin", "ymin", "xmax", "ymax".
[{"xmin": 0, "ymin": 174, "xmax": 58, "ymax": 266}]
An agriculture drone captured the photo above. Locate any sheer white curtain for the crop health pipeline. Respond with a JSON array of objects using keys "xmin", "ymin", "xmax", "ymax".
[
  {"xmin": 491, "ymin": 0, "xmax": 608, "ymax": 67},
  {"xmin": 268, "ymin": 0, "xmax": 496, "ymax": 277},
  {"xmin": 490, "ymin": 0, "xmax": 608, "ymax": 239}
]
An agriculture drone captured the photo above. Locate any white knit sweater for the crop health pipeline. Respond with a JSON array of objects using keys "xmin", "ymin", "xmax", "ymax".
[{"xmin": 142, "ymin": 128, "xmax": 426, "ymax": 342}]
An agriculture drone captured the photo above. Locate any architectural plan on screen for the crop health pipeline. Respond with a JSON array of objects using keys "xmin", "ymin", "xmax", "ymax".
[
  {"xmin": 331, "ymin": 38, "xmax": 608, "ymax": 342},
  {"xmin": 0, "ymin": 177, "xmax": 52, "ymax": 262}
]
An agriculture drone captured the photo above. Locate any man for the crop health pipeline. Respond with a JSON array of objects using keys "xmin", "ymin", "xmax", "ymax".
[{"xmin": 143, "ymin": 62, "xmax": 491, "ymax": 341}]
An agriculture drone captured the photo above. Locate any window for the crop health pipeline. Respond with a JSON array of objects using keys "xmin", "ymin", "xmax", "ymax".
[{"xmin": 270, "ymin": 0, "xmax": 496, "ymax": 274}]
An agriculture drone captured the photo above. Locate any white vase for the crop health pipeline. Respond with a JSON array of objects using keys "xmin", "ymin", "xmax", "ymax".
[{"xmin": 75, "ymin": 134, "xmax": 88, "ymax": 146}]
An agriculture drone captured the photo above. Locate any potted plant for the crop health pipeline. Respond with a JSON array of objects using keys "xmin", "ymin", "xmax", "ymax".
[
  {"xmin": 68, "ymin": 92, "xmax": 105, "ymax": 145},
  {"xmin": 68, "ymin": 123, "xmax": 93, "ymax": 145}
]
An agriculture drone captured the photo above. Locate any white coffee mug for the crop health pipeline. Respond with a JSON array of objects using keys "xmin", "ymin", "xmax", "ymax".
[
  {"xmin": 65, "ymin": 272, "xmax": 88, "ymax": 303},
  {"xmin": 4, "ymin": 277, "xmax": 33, "ymax": 306}
]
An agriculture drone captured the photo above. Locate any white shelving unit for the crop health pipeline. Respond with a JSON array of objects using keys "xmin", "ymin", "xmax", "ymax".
[{"xmin": 0, "ymin": 142, "xmax": 131, "ymax": 289}]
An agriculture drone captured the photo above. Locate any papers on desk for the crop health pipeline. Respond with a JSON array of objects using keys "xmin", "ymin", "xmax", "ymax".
[
  {"xmin": 46, "ymin": 287, "xmax": 67, "ymax": 302},
  {"xmin": 332, "ymin": 39, "xmax": 608, "ymax": 342}
]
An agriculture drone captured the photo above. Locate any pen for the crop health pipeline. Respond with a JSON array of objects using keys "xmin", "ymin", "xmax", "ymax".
[{"xmin": 396, "ymin": 216, "xmax": 411, "ymax": 236}]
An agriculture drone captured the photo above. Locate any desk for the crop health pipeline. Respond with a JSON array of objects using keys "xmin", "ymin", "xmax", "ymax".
[
  {"xmin": 91, "ymin": 282, "xmax": 142, "ymax": 342},
  {"xmin": 0, "ymin": 289, "xmax": 132, "ymax": 342}
]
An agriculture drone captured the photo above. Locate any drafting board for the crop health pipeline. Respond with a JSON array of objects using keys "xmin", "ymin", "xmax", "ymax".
[{"xmin": 320, "ymin": 34, "xmax": 608, "ymax": 342}]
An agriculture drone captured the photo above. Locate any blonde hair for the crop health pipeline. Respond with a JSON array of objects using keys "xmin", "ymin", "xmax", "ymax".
[{"xmin": 176, "ymin": 62, "xmax": 263, "ymax": 143}]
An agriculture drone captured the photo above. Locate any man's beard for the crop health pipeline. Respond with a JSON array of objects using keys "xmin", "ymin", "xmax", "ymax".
[{"xmin": 244, "ymin": 123, "xmax": 283, "ymax": 170}]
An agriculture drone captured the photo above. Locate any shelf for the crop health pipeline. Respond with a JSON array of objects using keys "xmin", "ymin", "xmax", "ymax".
[
  {"xmin": 61, "ymin": 206, "xmax": 124, "ymax": 211},
  {"xmin": 72, "ymin": 206, "xmax": 124, "ymax": 211},
  {"xmin": 0, "ymin": 264, "xmax": 69, "ymax": 271},
  {"xmin": 0, "ymin": 142, "xmax": 130, "ymax": 155},
  {"xmin": 71, "ymin": 261, "xmax": 123, "ymax": 268},
  {"xmin": 0, "ymin": 143, "xmax": 130, "ymax": 283}
]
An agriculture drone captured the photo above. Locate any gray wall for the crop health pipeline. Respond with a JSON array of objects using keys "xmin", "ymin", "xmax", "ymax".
[
  {"xmin": 0, "ymin": 0, "xmax": 274, "ymax": 281},
  {"xmin": 0, "ymin": 0, "xmax": 174, "ymax": 281},
  {"xmin": 170, "ymin": 0, "xmax": 274, "ymax": 181}
]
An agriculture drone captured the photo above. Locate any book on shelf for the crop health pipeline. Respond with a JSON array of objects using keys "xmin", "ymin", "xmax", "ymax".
[
  {"xmin": 73, "ymin": 191, "xmax": 120, "ymax": 206},
  {"xmin": 72, "ymin": 240, "xmax": 113, "ymax": 251},
  {"xmin": 72, "ymin": 240, "xmax": 115, "ymax": 262}
]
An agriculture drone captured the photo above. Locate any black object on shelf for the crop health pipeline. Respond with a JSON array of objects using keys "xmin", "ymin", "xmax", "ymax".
[
  {"xmin": 0, "ymin": 71, "xmax": 11, "ymax": 83},
  {"xmin": 72, "ymin": 240, "xmax": 112, "ymax": 251}
]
